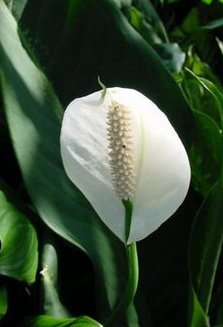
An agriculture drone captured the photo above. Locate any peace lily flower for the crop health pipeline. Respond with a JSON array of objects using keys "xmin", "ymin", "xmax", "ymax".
[{"xmin": 60, "ymin": 87, "xmax": 190, "ymax": 244}]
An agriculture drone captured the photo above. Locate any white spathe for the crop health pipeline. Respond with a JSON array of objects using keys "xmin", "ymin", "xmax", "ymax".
[{"xmin": 60, "ymin": 87, "xmax": 191, "ymax": 243}]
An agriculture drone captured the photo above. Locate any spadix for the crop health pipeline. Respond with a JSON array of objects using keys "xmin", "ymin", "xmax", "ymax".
[{"xmin": 60, "ymin": 87, "xmax": 190, "ymax": 243}]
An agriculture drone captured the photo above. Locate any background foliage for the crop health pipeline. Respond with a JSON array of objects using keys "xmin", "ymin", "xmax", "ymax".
[{"xmin": 0, "ymin": 0, "xmax": 223, "ymax": 326}]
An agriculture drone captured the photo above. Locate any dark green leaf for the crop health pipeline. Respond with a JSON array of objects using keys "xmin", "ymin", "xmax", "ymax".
[
  {"xmin": 128, "ymin": 5, "xmax": 165, "ymax": 45},
  {"xmin": 188, "ymin": 287, "xmax": 210, "ymax": 327},
  {"xmin": 127, "ymin": 2, "xmax": 185, "ymax": 73},
  {"xmin": 172, "ymin": 5, "xmax": 223, "ymax": 78},
  {"xmin": 128, "ymin": 0, "xmax": 169, "ymax": 43},
  {"xmin": 23, "ymin": 315, "xmax": 103, "ymax": 327},
  {"xmin": 0, "ymin": 2, "xmax": 139, "ymax": 324},
  {"xmin": 183, "ymin": 69, "xmax": 223, "ymax": 128},
  {"xmin": 201, "ymin": 18, "xmax": 223, "ymax": 30},
  {"xmin": 0, "ymin": 287, "xmax": 8, "ymax": 320},
  {"xmin": 189, "ymin": 183, "xmax": 223, "ymax": 314},
  {"xmin": 20, "ymin": 0, "xmax": 194, "ymax": 146},
  {"xmin": 0, "ymin": 1, "xmax": 195, "ymax": 325},
  {"xmin": 153, "ymin": 42, "xmax": 185, "ymax": 73},
  {"xmin": 41, "ymin": 244, "xmax": 69, "ymax": 317},
  {"xmin": 193, "ymin": 110, "xmax": 221, "ymax": 164},
  {"xmin": 189, "ymin": 110, "xmax": 222, "ymax": 196},
  {"xmin": 0, "ymin": 191, "xmax": 38, "ymax": 283},
  {"xmin": 213, "ymin": 281, "xmax": 223, "ymax": 324},
  {"xmin": 180, "ymin": 69, "xmax": 223, "ymax": 195}
]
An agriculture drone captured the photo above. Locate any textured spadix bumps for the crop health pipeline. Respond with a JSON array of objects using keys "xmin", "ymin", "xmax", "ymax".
[
  {"xmin": 60, "ymin": 88, "xmax": 190, "ymax": 243},
  {"xmin": 107, "ymin": 101, "xmax": 136, "ymax": 200}
]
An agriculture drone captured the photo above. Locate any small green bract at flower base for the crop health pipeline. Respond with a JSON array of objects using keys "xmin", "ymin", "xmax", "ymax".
[{"xmin": 60, "ymin": 87, "xmax": 191, "ymax": 243}]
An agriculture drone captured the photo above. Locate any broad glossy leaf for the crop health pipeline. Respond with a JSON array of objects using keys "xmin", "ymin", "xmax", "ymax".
[
  {"xmin": 0, "ymin": 2, "xmax": 139, "ymax": 324},
  {"xmin": 20, "ymin": 0, "xmax": 194, "ymax": 147},
  {"xmin": 189, "ymin": 182, "xmax": 223, "ymax": 315},
  {"xmin": 23, "ymin": 315, "xmax": 103, "ymax": 327},
  {"xmin": 0, "ymin": 191, "xmax": 38, "ymax": 283}
]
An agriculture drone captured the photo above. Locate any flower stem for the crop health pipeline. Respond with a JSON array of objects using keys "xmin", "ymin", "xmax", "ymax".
[
  {"xmin": 105, "ymin": 200, "xmax": 139, "ymax": 326},
  {"xmin": 105, "ymin": 242, "xmax": 139, "ymax": 326},
  {"xmin": 123, "ymin": 199, "xmax": 133, "ymax": 243}
]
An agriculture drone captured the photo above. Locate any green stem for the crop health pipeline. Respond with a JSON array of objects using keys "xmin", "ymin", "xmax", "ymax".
[
  {"xmin": 122, "ymin": 199, "xmax": 133, "ymax": 243},
  {"xmin": 105, "ymin": 200, "xmax": 139, "ymax": 326},
  {"xmin": 105, "ymin": 242, "xmax": 139, "ymax": 327}
]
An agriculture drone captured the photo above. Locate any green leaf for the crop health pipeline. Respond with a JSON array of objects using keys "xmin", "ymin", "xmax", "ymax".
[
  {"xmin": 128, "ymin": 5, "xmax": 165, "ymax": 45},
  {"xmin": 23, "ymin": 315, "xmax": 103, "ymax": 327},
  {"xmin": 189, "ymin": 182, "xmax": 223, "ymax": 315},
  {"xmin": 4, "ymin": 0, "xmax": 27, "ymax": 20},
  {"xmin": 194, "ymin": 78, "xmax": 223, "ymax": 128},
  {"xmin": 184, "ymin": 69, "xmax": 223, "ymax": 128},
  {"xmin": 181, "ymin": 69, "xmax": 223, "ymax": 195},
  {"xmin": 0, "ymin": 191, "xmax": 38, "ymax": 283},
  {"xmin": 189, "ymin": 110, "xmax": 222, "ymax": 196},
  {"xmin": 20, "ymin": 0, "xmax": 194, "ymax": 147},
  {"xmin": 41, "ymin": 244, "xmax": 69, "ymax": 317},
  {"xmin": 201, "ymin": 0, "xmax": 213, "ymax": 4},
  {"xmin": 125, "ymin": 0, "xmax": 169, "ymax": 44},
  {"xmin": 0, "ymin": 2, "xmax": 138, "ymax": 324},
  {"xmin": 201, "ymin": 18, "xmax": 223, "ymax": 30},
  {"xmin": 188, "ymin": 287, "xmax": 210, "ymax": 327},
  {"xmin": 127, "ymin": 2, "xmax": 185, "ymax": 73},
  {"xmin": 193, "ymin": 110, "xmax": 222, "ymax": 164},
  {"xmin": 153, "ymin": 43, "xmax": 185, "ymax": 73},
  {"xmin": 172, "ymin": 6, "xmax": 223, "ymax": 77},
  {"xmin": 0, "ymin": 1, "xmax": 195, "ymax": 325},
  {"xmin": 0, "ymin": 287, "xmax": 8, "ymax": 320}
]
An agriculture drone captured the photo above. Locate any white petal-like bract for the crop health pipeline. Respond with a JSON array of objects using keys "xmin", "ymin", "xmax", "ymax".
[{"xmin": 60, "ymin": 88, "xmax": 190, "ymax": 243}]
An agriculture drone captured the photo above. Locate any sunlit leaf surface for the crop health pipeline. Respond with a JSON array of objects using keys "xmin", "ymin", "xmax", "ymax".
[{"xmin": 0, "ymin": 191, "xmax": 38, "ymax": 283}]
